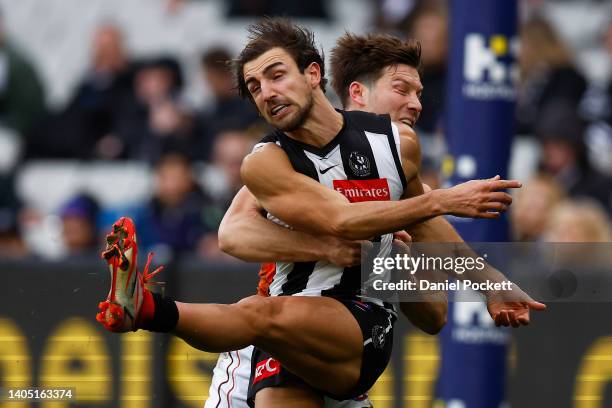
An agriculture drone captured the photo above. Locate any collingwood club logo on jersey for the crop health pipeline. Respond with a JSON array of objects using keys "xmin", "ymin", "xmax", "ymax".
[
  {"xmin": 349, "ymin": 151, "xmax": 371, "ymax": 177},
  {"xmin": 264, "ymin": 110, "xmax": 404, "ymax": 299}
]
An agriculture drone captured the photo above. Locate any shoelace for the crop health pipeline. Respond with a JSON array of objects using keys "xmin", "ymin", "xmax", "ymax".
[{"xmin": 140, "ymin": 252, "xmax": 165, "ymax": 292}]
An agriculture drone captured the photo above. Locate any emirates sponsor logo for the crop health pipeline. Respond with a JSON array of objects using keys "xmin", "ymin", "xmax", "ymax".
[
  {"xmin": 333, "ymin": 179, "xmax": 391, "ymax": 202},
  {"xmin": 253, "ymin": 357, "xmax": 281, "ymax": 384}
]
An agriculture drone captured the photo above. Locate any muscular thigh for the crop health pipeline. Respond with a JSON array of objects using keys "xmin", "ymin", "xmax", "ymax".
[
  {"xmin": 263, "ymin": 296, "xmax": 363, "ymax": 361},
  {"xmin": 238, "ymin": 295, "xmax": 364, "ymax": 394}
]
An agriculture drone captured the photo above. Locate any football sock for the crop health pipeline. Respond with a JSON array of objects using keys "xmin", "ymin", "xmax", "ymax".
[{"xmin": 137, "ymin": 291, "xmax": 179, "ymax": 333}]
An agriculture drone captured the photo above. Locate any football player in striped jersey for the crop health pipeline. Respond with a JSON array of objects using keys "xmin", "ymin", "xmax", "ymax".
[{"xmin": 96, "ymin": 19, "xmax": 544, "ymax": 408}]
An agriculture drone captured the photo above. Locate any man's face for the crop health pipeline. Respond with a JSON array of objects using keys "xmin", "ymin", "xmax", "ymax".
[
  {"xmin": 542, "ymin": 139, "xmax": 576, "ymax": 174},
  {"xmin": 93, "ymin": 26, "xmax": 125, "ymax": 71},
  {"xmin": 204, "ymin": 67, "xmax": 234, "ymax": 99},
  {"xmin": 213, "ymin": 131, "xmax": 252, "ymax": 190},
  {"xmin": 362, "ymin": 64, "xmax": 423, "ymax": 127},
  {"xmin": 243, "ymin": 47, "xmax": 315, "ymax": 132},
  {"xmin": 135, "ymin": 67, "xmax": 174, "ymax": 103},
  {"xmin": 62, "ymin": 216, "xmax": 95, "ymax": 252},
  {"xmin": 155, "ymin": 157, "xmax": 193, "ymax": 207}
]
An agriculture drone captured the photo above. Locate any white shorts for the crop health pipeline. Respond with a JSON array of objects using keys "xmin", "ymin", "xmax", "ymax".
[{"xmin": 204, "ymin": 346, "xmax": 373, "ymax": 408}]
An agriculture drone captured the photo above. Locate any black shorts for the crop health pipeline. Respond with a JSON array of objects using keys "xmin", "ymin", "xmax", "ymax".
[{"xmin": 246, "ymin": 298, "xmax": 396, "ymax": 406}]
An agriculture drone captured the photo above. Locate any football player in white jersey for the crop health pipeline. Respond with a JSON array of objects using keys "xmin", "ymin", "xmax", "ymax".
[{"xmin": 205, "ymin": 33, "xmax": 448, "ymax": 408}]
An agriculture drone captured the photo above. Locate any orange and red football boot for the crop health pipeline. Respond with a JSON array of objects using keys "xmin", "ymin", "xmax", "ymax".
[{"xmin": 96, "ymin": 217, "xmax": 163, "ymax": 332}]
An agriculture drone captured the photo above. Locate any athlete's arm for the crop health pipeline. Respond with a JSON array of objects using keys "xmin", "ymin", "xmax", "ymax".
[
  {"xmin": 396, "ymin": 123, "xmax": 546, "ymax": 327},
  {"xmin": 397, "ymin": 124, "xmax": 515, "ymax": 284},
  {"xmin": 241, "ymin": 143, "xmax": 519, "ymax": 240},
  {"xmin": 392, "ymin": 230, "xmax": 448, "ymax": 334},
  {"xmin": 400, "ymin": 300, "xmax": 447, "ymax": 334},
  {"xmin": 383, "ymin": 131, "xmax": 448, "ymax": 334},
  {"xmin": 397, "ymin": 123, "xmax": 467, "ymax": 244},
  {"xmin": 218, "ymin": 186, "xmax": 362, "ymax": 266}
]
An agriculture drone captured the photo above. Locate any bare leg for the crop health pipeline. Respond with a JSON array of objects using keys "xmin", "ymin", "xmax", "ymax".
[
  {"xmin": 255, "ymin": 384, "xmax": 323, "ymax": 408},
  {"xmin": 173, "ymin": 295, "xmax": 363, "ymax": 396}
]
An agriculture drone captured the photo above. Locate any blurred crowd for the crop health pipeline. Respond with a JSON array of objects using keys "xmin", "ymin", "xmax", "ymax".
[
  {"xmin": 0, "ymin": 13, "xmax": 264, "ymax": 260},
  {"xmin": 0, "ymin": 0, "xmax": 611, "ymax": 262},
  {"xmin": 374, "ymin": 0, "xmax": 612, "ymax": 244}
]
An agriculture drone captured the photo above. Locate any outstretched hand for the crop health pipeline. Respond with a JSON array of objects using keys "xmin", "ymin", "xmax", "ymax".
[
  {"xmin": 487, "ymin": 284, "xmax": 547, "ymax": 327},
  {"xmin": 438, "ymin": 175, "xmax": 521, "ymax": 219}
]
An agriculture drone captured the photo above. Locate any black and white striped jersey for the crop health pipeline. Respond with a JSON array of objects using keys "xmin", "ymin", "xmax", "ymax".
[{"xmin": 252, "ymin": 109, "xmax": 407, "ymax": 302}]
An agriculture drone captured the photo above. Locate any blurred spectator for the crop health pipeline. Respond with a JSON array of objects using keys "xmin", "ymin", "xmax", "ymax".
[
  {"xmin": 196, "ymin": 47, "xmax": 260, "ymax": 160},
  {"xmin": 60, "ymin": 194, "xmax": 100, "ymax": 256},
  {"xmin": 29, "ymin": 23, "xmax": 134, "ymax": 159},
  {"xmin": 165, "ymin": 0, "xmax": 330, "ymax": 18},
  {"xmin": 605, "ymin": 19, "xmax": 612, "ymax": 84},
  {"xmin": 0, "ymin": 172, "xmax": 26, "ymax": 258},
  {"xmin": 0, "ymin": 170, "xmax": 26, "ymax": 258},
  {"xmin": 202, "ymin": 130, "xmax": 253, "ymax": 220},
  {"xmin": 511, "ymin": 174, "xmax": 565, "ymax": 241},
  {"xmin": 165, "ymin": 0, "xmax": 186, "ymax": 14},
  {"xmin": 0, "ymin": 9, "xmax": 46, "ymax": 138},
  {"xmin": 519, "ymin": 0, "xmax": 546, "ymax": 21},
  {"xmin": 0, "ymin": 221, "xmax": 26, "ymax": 258},
  {"xmin": 580, "ymin": 20, "xmax": 612, "ymax": 176},
  {"xmin": 374, "ymin": 0, "xmax": 418, "ymax": 32},
  {"xmin": 517, "ymin": 16, "xmax": 587, "ymax": 136},
  {"xmin": 405, "ymin": 3, "xmax": 448, "ymax": 135},
  {"xmin": 113, "ymin": 56, "xmax": 195, "ymax": 162},
  {"xmin": 226, "ymin": 0, "xmax": 329, "ymax": 19},
  {"xmin": 135, "ymin": 153, "xmax": 212, "ymax": 257},
  {"xmin": 72, "ymin": 23, "xmax": 134, "ymax": 159},
  {"xmin": 165, "ymin": 0, "xmax": 330, "ymax": 19},
  {"xmin": 536, "ymin": 101, "xmax": 612, "ymax": 212},
  {"xmin": 212, "ymin": 131, "xmax": 252, "ymax": 194},
  {"xmin": 543, "ymin": 199, "xmax": 612, "ymax": 242},
  {"xmin": 199, "ymin": 130, "xmax": 254, "ymax": 258}
]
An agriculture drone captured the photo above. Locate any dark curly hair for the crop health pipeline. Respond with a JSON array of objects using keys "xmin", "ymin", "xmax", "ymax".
[{"xmin": 234, "ymin": 17, "xmax": 327, "ymax": 100}]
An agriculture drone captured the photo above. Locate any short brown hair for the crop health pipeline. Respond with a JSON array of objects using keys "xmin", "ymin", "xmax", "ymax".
[
  {"xmin": 234, "ymin": 17, "xmax": 327, "ymax": 100},
  {"xmin": 201, "ymin": 47, "xmax": 233, "ymax": 72},
  {"xmin": 330, "ymin": 33, "xmax": 421, "ymax": 107}
]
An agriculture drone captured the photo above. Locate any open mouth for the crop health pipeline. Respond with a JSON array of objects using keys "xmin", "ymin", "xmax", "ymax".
[
  {"xmin": 400, "ymin": 118, "xmax": 415, "ymax": 127},
  {"xmin": 270, "ymin": 105, "xmax": 289, "ymax": 117}
]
